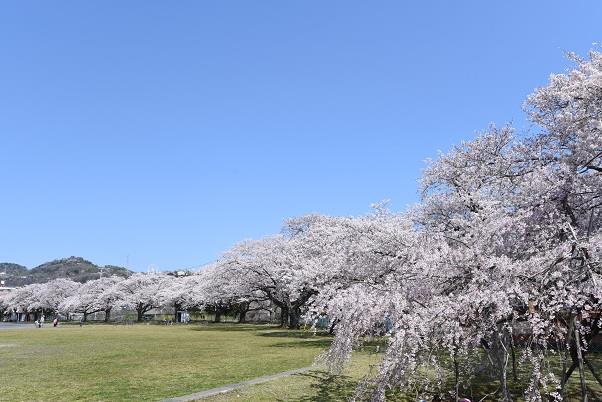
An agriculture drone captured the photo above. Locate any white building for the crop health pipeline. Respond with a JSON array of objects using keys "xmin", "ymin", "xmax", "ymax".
[{"xmin": 0, "ymin": 279, "xmax": 15, "ymax": 294}]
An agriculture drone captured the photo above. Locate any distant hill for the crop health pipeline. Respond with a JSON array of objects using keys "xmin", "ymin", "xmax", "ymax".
[
  {"xmin": 0, "ymin": 263, "xmax": 28, "ymax": 278},
  {"xmin": 0, "ymin": 257, "xmax": 132, "ymax": 287}
]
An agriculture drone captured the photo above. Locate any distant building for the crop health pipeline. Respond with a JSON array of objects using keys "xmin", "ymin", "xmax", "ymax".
[{"xmin": 0, "ymin": 280, "xmax": 15, "ymax": 294}]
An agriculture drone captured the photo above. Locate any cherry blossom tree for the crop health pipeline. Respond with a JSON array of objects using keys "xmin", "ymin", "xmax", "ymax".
[
  {"xmin": 29, "ymin": 279, "xmax": 80, "ymax": 318},
  {"xmin": 159, "ymin": 274, "xmax": 207, "ymax": 322},
  {"xmin": 1, "ymin": 283, "xmax": 42, "ymax": 320},
  {"xmin": 116, "ymin": 273, "xmax": 169, "ymax": 321},
  {"xmin": 94, "ymin": 276, "xmax": 127, "ymax": 322},
  {"xmin": 59, "ymin": 276, "xmax": 124, "ymax": 321},
  {"xmin": 316, "ymin": 50, "xmax": 601, "ymax": 401},
  {"xmin": 0, "ymin": 292, "xmax": 7, "ymax": 317},
  {"xmin": 217, "ymin": 234, "xmax": 321, "ymax": 328}
]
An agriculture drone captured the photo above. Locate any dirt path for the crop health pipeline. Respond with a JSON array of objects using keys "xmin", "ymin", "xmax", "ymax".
[{"xmin": 161, "ymin": 366, "xmax": 314, "ymax": 401}]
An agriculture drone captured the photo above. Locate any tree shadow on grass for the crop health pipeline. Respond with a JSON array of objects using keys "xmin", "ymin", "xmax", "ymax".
[
  {"xmin": 290, "ymin": 368, "xmax": 602, "ymax": 402},
  {"xmin": 295, "ymin": 370, "xmax": 358, "ymax": 402},
  {"xmin": 269, "ymin": 339, "xmax": 333, "ymax": 349},
  {"xmin": 259, "ymin": 330, "xmax": 332, "ymax": 339},
  {"xmin": 186, "ymin": 324, "xmax": 276, "ymax": 332}
]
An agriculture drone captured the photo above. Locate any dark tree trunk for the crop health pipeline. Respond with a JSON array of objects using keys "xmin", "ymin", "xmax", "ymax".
[
  {"xmin": 453, "ymin": 349, "xmax": 460, "ymax": 402},
  {"xmin": 104, "ymin": 308, "xmax": 111, "ymax": 322},
  {"xmin": 328, "ymin": 319, "xmax": 338, "ymax": 335},
  {"xmin": 510, "ymin": 340, "xmax": 518, "ymax": 381},
  {"xmin": 238, "ymin": 302, "xmax": 249, "ymax": 323},
  {"xmin": 288, "ymin": 306, "xmax": 301, "ymax": 329},
  {"xmin": 83, "ymin": 312, "xmax": 89, "ymax": 322},
  {"xmin": 585, "ymin": 358, "xmax": 602, "ymax": 387},
  {"xmin": 561, "ymin": 315, "xmax": 600, "ymax": 395},
  {"xmin": 238, "ymin": 311, "xmax": 247, "ymax": 323},
  {"xmin": 574, "ymin": 323, "xmax": 589, "ymax": 402},
  {"xmin": 174, "ymin": 302, "xmax": 181, "ymax": 322},
  {"xmin": 279, "ymin": 306, "xmax": 288, "ymax": 327},
  {"xmin": 137, "ymin": 308, "xmax": 144, "ymax": 322},
  {"xmin": 496, "ymin": 331, "xmax": 512, "ymax": 402},
  {"xmin": 214, "ymin": 310, "xmax": 222, "ymax": 323}
]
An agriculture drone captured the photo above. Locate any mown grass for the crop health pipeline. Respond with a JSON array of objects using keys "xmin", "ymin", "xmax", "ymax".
[
  {"xmin": 203, "ymin": 343, "xmax": 602, "ymax": 402},
  {"xmin": 2, "ymin": 324, "xmax": 601, "ymax": 401},
  {"xmin": 203, "ymin": 352, "xmax": 381, "ymax": 402},
  {"xmin": 0, "ymin": 323, "xmax": 330, "ymax": 401}
]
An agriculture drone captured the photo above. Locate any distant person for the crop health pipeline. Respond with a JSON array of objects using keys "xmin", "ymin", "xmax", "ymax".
[
  {"xmin": 79, "ymin": 317, "xmax": 84, "ymax": 327},
  {"xmin": 40, "ymin": 315, "xmax": 45, "ymax": 326},
  {"xmin": 34, "ymin": 319, "xmax": 39, "ymax": 328},
  {"xmin": 53, "ymin": 318, "xmax": 58, "ymax": 327}
]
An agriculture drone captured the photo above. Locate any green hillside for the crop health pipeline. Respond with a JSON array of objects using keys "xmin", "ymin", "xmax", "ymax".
[{"xmin": 0, "ymin": 257, "xmax": 131, "ymax": 287}]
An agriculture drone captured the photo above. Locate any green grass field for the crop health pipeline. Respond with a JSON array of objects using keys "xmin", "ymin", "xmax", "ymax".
[
  {"xmin": 206, "ymin": 347, "xmax": 602, "ymax": 402},
  {"xmin": 202, "ymin": 352, "xmax": 382, "ymax": 402},
  {"xmin": 0, "ymin": 323, "xmax": 330, "ymax": 401},
  {"xmin": 2, "ymin": 323, "xmax": 601, "ymax": 401}
]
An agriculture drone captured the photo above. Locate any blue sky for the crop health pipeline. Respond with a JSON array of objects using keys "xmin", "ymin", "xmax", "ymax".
[{"xmin": 1, "ymin": 2, "xmax": 600, "ymax": 271}]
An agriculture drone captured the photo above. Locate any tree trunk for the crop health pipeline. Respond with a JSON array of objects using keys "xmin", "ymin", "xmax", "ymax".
[
  {"xmin": 328, "ymin": 319, "xmax": 338, "ymax": 335},
  {"xmin": 499, "ymin": 353, "xmax": 512, "ymax": 402},
  {"xmin": 288, "ymin": 306, "xmax": 301, "ymax": 329},
  {"xmin": 510, "ymin": 340, "xmax": 518, "ymax": 381},
  {"xmin": 238, "ymin": 311, "xmax": 247, "ymax": 323},
  {"xmin": 453, "ymin": 351, "xmax": 460, "ymax": 402},
  {"xmin": 585, "ymin": 358, "xmax": 602, "ymax": 387},
  {"xmin": 574, "ymin": 323, "xmax": 589, "ymax": 402},
  {"xmin": 561, "ymin": 316, "xmax": 576, "ymax": 396},
  {"xmin": 497, "ymin": 332, "xmax": 512, "ymax": 402},
  {"xmin": 83, "ymin": 311, "xmax": 88, "ymax": 322},
  {"xmin": 279, "ymin": 306, "xmax": 288, "ymax": 327},
  {"xmin": 238, "ymin": 303, "xmax": 249, "ymax": 323},
  {"xmin": 214, "ymin": 310, "xmax": 222, "ymax": 323},
  {"xmin": 104, "ymin": 308, "xmax": 111, "ymax": 322},
  {"xmin": 137, "ymin": 308, "xmax": 144, "ymax": 322},
  {"xmin": 174, "ymin": 302, "xmax": 181, "ymax": 322}
]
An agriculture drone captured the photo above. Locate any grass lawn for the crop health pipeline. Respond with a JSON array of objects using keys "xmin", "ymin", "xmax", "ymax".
[
  {"xmin": 0, "ymin": 323, "xmax": 330, "ymax": 401},
  {"xmin": 203, "ymin": 352, "xmax": 383, "ymax": 402},
  {"xmin": 2, "ymin": 324, "xmax": 601, "ymax": 401},
  {"xmin": 204, "ymin": 346, "xmax": 602, "ymax": 402}
]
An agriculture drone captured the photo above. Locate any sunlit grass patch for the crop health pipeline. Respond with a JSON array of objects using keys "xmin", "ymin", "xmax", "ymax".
[{"xmin": 0, "ymin": 324, "xmax": 330, "ymax": 401}]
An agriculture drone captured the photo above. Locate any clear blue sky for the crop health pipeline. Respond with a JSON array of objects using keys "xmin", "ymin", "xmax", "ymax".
[{"xmin": 1, "ymin": 2, "xmax": 600, "ymax": 271}]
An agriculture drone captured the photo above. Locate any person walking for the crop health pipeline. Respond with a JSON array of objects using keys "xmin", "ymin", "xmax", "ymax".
[{"xmin": 53, "ymin": 317, "xmax": 58, "ymax": 327}]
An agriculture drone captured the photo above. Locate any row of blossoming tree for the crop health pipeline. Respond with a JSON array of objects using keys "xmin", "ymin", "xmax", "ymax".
[
  {"xmin": 1, "ymin": 51, "xmax": 601, "ymax": 400},
  {"xmin": 0, "ymin": 269, "xmax": 260, "ymax": 324}
]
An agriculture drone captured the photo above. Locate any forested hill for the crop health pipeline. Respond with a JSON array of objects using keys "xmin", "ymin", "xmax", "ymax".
[{"xmin": 0, "ymin": 257, "xmax": 132, "ymax": 287}]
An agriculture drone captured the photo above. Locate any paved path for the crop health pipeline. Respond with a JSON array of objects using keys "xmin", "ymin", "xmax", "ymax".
[
  {"xmin": 162, "ymin": 366, "xmax": 314, "ymax": 401},
  {"xmin": 0, "ymin": 322, "xmax": 36, "ymax": 330}
]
